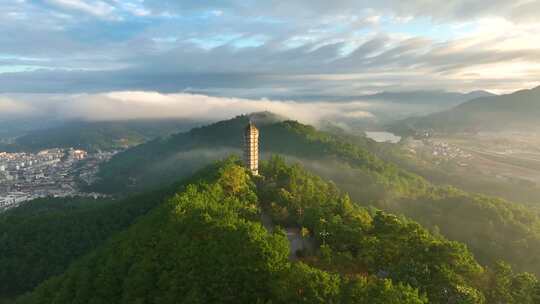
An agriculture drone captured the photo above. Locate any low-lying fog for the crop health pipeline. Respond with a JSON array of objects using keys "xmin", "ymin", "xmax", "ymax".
[{"xmin": 0, "ymin": 90, "xmax": 481, "ymax": 137}]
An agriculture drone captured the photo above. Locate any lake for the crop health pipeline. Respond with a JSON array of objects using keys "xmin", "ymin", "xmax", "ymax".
[{"xmin": 365, "ymin": 131, "xmax": 401, "ymax": 143}]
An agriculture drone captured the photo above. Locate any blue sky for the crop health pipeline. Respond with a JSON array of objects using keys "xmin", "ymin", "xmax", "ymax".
[{"xmin": 0, "ymin": 0, "xmax": 539, "ymax": 97}]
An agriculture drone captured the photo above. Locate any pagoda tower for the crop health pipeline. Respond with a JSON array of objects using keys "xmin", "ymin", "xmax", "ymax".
[{"xmin": 243, "ymin": 122, "xmax": 259, "ymax": 175}]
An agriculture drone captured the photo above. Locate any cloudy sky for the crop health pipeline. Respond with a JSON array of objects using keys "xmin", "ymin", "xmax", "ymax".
[{"xmin": 0, "ymin": 0, "xmax": 539, "ymax": 122}]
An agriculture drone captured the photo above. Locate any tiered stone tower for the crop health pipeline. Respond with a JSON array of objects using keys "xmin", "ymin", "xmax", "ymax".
[{"xmin": 244, "ymin": 122, "xmax": 259, "ymax": 175}]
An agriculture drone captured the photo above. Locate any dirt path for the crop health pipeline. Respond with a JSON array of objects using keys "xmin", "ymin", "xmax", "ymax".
[
  {"xmin": 285, "ymin": 228, "xmax": 303, "ymax": 261},
  {"xmin": 260, "ymin": 211, "xmax": 310, "ymax": 261}
]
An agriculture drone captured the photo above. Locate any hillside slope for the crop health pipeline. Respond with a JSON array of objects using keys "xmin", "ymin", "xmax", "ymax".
[
  {"xmin": 20, "ymin": 159, "xmax": 540, "ymax": 304},
  {"xmin": 392, "ymin": 86, "xmax": 540, "ymax": 134},
  {"xmin": 92, "ymin": 113, "xmax": 426, "ymax": 200},
  {"xmin": 0, "ymin": 162, "xmax": 230, "ymax": 302},
  {"xmin": 90, "ymin": 113, "xmax": 540, "ymax": 277},
  {"xmin": 0, "ymin": 194, "xmax": 165, "ymax": 300}
]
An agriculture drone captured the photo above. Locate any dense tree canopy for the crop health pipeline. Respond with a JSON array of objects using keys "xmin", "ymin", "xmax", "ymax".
[
  {"xmin": 0, "ymin": 194, "xmax": 163, "ymax": 300},
  {"xmin": 259, "ymin": 156, "xmax": 487, "ymax": 303},
  {"xmin": 5, "ymin": 112, "xmax": 540, "ymax": 303},
  {"xmin": 0, "ymin": 160, "xmax": 237, "ymax": 302},
  {"xmin": 17, "ymin": 159, "xmax": 429, "ymax": 304},
  {"xmin": 13, "ymin": 158, "xmax": 540, "ymax": 303},
  {"xmin": 92, "ymin": 114, "xmax": 427, "ymax": 200},
  {"xmin": 89, "ymin": 113, "xmax": 540, "ymax": 281}
]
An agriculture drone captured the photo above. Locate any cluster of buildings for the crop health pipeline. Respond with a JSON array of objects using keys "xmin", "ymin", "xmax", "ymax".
[
  {"xmin": 404, "ymin": 138, "xmax": 473, "ymax": 167},
  {"xmin": 1, "ymin": 121, "xmax": 260, "ymax": 213},
  {"xmin": 429, "ymin": 141, "xmax": 472, "ymax": 163},
  {"xmin": 0, "ymin": 148, "xmax": 116, "ymax": 212}
]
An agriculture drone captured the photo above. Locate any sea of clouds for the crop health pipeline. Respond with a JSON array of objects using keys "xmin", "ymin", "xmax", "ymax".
[{"xmin": 0, "ymin": 91, "xmax": 379, "ymax": 126}]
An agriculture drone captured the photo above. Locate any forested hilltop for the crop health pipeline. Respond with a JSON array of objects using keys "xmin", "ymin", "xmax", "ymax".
[
  {"xmin": 90, "ymin": 112, "xmax": 540, "ymax": 278},
  {"xmin": 15, "ymin": 158, "xmax": 540, "ymax": 303},
  {"xmin": 92, "ymin": 112, "xmax": 426, "ymax": 198},
  {"xmin": 0, "ymin": 163, "xmax": 234, "ymax": 303}
]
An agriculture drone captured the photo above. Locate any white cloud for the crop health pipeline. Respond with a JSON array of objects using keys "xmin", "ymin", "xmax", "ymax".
[
  {"xmin": 59, "ymin": 91, "xmax": 379, "ymax": 124},
  {"xmin": 0, "ymin": 97, "xmax": 36, "ymax": 117},
  {"xmin": 342, "ymin": 110, "xmax": 375, "ymax": 119},
  {"xmin": 46, "ymin": 0, "xmax": 115, "ymax": 17},
  {"xmin": 0, "ymin": 91, "xmax": 379, "ymax": 125},
  {"xmin": 2, "ymin": 0, "xmax": 540, "ymax": 96}
]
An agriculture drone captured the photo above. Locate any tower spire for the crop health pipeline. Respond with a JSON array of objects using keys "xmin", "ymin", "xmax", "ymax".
[{"xmin": 244, "ymin": 121, "xmax": 259, "ymax": 175}]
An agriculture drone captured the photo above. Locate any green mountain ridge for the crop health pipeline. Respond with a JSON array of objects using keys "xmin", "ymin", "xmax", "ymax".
[
  {"xmin": 92, "ymin": 112, "xmax": 425, "ymax": 199},
  {"xmin": 15, "ymin": 158, "xmax": 540, "ymax": 303},
  {"xmin": 89, "ymin": 112, "xmax": 540, "ymax": 279}
]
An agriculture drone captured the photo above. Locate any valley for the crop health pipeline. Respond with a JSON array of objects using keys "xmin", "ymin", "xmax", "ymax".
[
  {"xmin": 4, "ymin": 2, "xmax": 540, "ymax": 302},
  {"xmin": 0, "ymin": 148, "xmax": 115, "ymax": 212},
  {"xmin": 2, "ymin": 113, "xmax": 540, "ymax": 304},
  {"xmin": 393, "ymin": 132, "xmax": 540, "ymax": 205}
]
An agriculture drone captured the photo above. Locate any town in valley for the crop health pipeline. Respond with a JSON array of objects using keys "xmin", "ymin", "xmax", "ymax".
[{"xmin": 0, "ymin": 148, "xmax": 116, "ymax": 211}]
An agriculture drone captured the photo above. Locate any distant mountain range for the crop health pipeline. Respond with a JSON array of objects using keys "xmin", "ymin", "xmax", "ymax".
[
  {"xmin": 390, "ymin": 86, "xmax": 540, "ymax": 134},
  {"xmin": 249, "ymin": 90, "xmax": 494, "ymax": 105},
  {"xmin": 195, "ymin": 89, "xmax": 497, "ymax": 125},
  {"xmin": 0, "ymin": 118, "xmax": 62, "ymax": 140},
  {"xmin": 0, "ymin": 119, "xmax": 204, "ymax": 152},
  {"xmin": 357, "ymin": 90, "xmax": 495, "ymax": 105},
  {"xmin": 345, "ymin": 90, "xmax": 495, "ymax": 125}
]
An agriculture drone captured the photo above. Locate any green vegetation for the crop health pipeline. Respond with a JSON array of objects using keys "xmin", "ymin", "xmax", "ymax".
[
  {"xmin": 91, "ymin": 113, "xmax": 540, "ymax": 279},
  {"xmin": 259, "ymin": 157, "xmax": 540, "ymax": 303},
  {"xmin": 16, "ymin": 158, "xmax": 540, "ymax": 303},
  {"xmin": 17, "ymin": 159, "xmax": 429, "ymax": 304},
  {"xmin": 360, "ymin": 136, "xmax": 540, "ymax": 275},
  {"xmin": 92, "ymin": 114, "xmax": 427, "ymax": 201},
  {"xmin": 332, "ymin": 154, "xmax": 540, "ymax": 276},
  {"xmin": 375, "ymin": 140, "xmax": 540, "ymax": 206},
  {"xmin": 0, "ymin": 161, "xmax": 239, "ymax": 301},
  {"xmin": 259, "ymin": 156, "xmax": 485, "ymax": 303},
  {"xmin": 0, "ymin": 194, "xmax": 164, "ymax": 299},
  {"xmin": 394, "ymin": 189, "xmax": 540, "ymax": 275}
]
